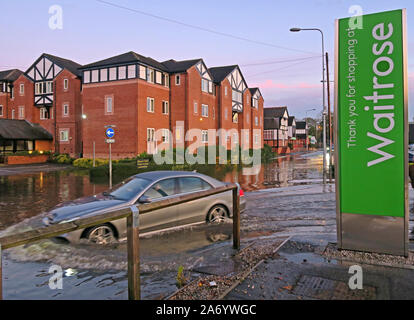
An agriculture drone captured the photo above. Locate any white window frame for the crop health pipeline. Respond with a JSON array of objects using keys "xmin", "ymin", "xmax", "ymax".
[
  {"xmin": 201, "ymin": 79, "xmax": 209, "ymax": 93},
  {"xmin": 147, "ymin": 128, "xmax": 155, "ymax": 142},
  {"xmin": 194, "ymin": 102, "xmax": 198, "ymax": 114},
  {"xmin": 105, "ymin": 96, "xmax": 113, "ymax": 114},
  {"xmin": 147, "ymin": 97, "xmax": 155, "ymax": 113},
  {"xmin": 254, "ymin": 134, "xmax": 259, "ymax": 144},
  {"xmin": 201, "ymin": 130, "xmax": 208, "ymax": 143},
  {"xmin": 224, "ymin": 108, "xmax": 228, "ymax": 120},
  {"xmin": 147, "ymin": 68, "xmax": 154, "ymax": 83},
  {"xmin": 46, "ymin": 81, "xmax": 53, "ymax": 94},
  {"xmin": 19, "ymin": 83, "xmax": 24, "ymax": 95},
  {"xmin": 18, "ymin": 106, "xmax": 24, "ymax": 119},
  {"xmin": 201, "ymin": 104, "xmax": 208, "ymax": 117},
  {"xmin": 40, "ymin": 107, "xmax": 47, "ymax": 120},
  {"xmin": 60, "ymin": 129, "xmax": 69, "ymax": 142},
  {"xmin": 63, "ymin": 103, "xmax": 69, "ymax": 117},
  {"xmin": 225, "ymin": 86, "xmax": 228, "ymax": 96},
  {"xmin": 162, "ymin": 101, "xmax": 169, "ymax": 114},
  {"xmin": 162, "ymin": 129, "xmax": 170, "ymax": 143},
  {"xmin": 175, "ymin": 75, "xmax": 180, "ymax": 85},
  {"xmin": 11, "ymin": 109, "xmax": 15, "ymax": 119},
  {"xmin": 63, "ymin": 78, "xmax": 69, "ymax": 90},
  {"xmin": 255, "ymin": 116, "xmax": 258, "ymax": 126},
  {"xmin": 0, "ymin": 105, "xmax": 3, "ymax": 117}
]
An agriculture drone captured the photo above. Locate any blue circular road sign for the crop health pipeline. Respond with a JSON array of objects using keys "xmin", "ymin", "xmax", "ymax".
[{"xmin": 106, "ymin": 128, "xmax": 115, "ymax": 138}]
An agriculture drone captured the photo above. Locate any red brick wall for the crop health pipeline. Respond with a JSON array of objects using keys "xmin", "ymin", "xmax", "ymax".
[
  {"xmin": 5, "ymin": 154, "xmax": 49, "ymax": 165},
  {"xmin": 81, "ymin": 79, "xmax": 139, "ymax": 159}
]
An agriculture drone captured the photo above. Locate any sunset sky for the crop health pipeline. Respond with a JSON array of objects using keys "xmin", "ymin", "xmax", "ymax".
[{"xmin": 1, "ymin": 0, "xmax": 413, "ymax": 119}]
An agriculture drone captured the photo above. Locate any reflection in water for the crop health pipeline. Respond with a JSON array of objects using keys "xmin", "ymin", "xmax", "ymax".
[{"xmin": 0, "ymin": 153, "xmax": 323, "ymax": 231}]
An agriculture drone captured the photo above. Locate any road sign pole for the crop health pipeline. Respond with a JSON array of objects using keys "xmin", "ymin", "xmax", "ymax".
[{"xmin": 109, "ymin": 142, "xmax": 112, "ymax": 189}]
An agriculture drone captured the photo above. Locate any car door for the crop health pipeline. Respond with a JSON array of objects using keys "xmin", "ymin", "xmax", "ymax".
[
  {"xmin": 176, "ymin": 176, "xmax": 213, "ymax": 226},
  {"xmin": 138, "ymin": 178, "xmax": 179, "ymax": 233}
]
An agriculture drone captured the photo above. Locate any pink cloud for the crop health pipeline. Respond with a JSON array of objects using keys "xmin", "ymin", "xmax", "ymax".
[{"xmin": 251, "ymin": 79, "xmax": 321, "ymax": 90}]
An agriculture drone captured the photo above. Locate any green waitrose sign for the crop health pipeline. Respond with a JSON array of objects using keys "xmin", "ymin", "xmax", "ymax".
[{"xmin": 337, "ymin": 9, "xmax": 407, "ymax": 218}]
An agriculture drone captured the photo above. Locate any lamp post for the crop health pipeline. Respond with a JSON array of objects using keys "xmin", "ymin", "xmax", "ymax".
[
  {"xmin": 305, "ymin": 108, "xmax": 316, "ymax": 151},
  {"xmin": 290, "ymin": 27, "xmax": 327, "ymax": 183}
]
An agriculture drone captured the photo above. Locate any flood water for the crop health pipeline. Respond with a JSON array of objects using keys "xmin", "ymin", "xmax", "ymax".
[{"xmin": 0, "ymin": 151, "xmax": 324, "ymax": 299}]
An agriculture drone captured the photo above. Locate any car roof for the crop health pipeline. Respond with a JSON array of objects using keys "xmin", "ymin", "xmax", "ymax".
[{"xmin": 133, "ymin": 170, "xmax": 216, "ymax": 182}]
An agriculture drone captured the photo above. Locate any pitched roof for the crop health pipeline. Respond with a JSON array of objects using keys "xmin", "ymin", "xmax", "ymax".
[
  {"xmin": 296, "ymin": 121, "xmax": 307, "ymax": 129},
  {"xmin": 288, "ymin": 116, "xmax": 295, "ymax": 126},
  {"xmin": 208, "ymin": 65, "xmax": 237, "ymax": 84},
  {"xmin": 162, "ymin": 59, "xmax": 202, "ymax": 73},
  {"xmin": 0, "ymin": 119, "xmax": 53, "ymax": 140},
  {"xmin": 264, "ymin": 106, "xmax": 288, "ymax": 119},
  {"xmin": 81, "ymin": 51, "xmax": 168, "ymax": 71},
  {"xmin": 0, "ymin": 69, "xmax": 24, "ymax": 82},
  {"xmin": 249, "ymin": 88, "xmax": 259, "ymax": 95},
  {"xmin": 42, "ymin": 53, "xmax": 83, "ymax": 77}
]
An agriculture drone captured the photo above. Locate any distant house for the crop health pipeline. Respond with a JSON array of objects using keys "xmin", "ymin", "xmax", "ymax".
[
  {"xmin": 287, "ymin": 116, "xmax": 296, "ymax": 139},
  {"xmin": 295, "ymin": 121, "xmax": 308, "ymax": 147},
  {"xmin": 263, "ymin": 106, "xmax": 289, "ymax": 150}
]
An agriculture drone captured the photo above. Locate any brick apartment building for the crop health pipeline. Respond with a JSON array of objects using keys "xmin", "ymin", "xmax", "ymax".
[{"xmin": 0, "ymin": 51, "xmax": 264, "ymax": 159}]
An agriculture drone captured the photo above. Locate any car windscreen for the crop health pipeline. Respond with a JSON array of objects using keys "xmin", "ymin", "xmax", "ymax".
[{"xmin": 109, "ymin": 177, "xmax": 151, "ymax": 201}]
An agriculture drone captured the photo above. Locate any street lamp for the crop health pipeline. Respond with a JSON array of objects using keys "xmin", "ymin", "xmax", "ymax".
[
  {"xmin": 290, "ymin": 27, "xmax": 327, "ymax": 183},
  {"xmin": 305, "ymin": 108, "xmax": 316, "ymax": 152}
]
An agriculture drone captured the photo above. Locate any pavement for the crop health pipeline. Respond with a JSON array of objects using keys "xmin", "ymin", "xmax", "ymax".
[{"xmin": 224, "ymin": 234, "xmax": 414, "ymax": 300}]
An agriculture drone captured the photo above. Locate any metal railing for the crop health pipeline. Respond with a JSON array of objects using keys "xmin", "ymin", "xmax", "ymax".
[{"xmin": 0, "ymin": 184, "xmax": 240, "ymax": 300}]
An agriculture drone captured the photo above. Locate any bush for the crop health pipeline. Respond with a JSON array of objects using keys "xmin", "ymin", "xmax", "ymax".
[
  {"xmin": 261, "ymin": 144, "xmax": 275, "ymax": 162},
  {"xmin": 50, "ymin": 153, "xmax": 74, "ymax": 164}
]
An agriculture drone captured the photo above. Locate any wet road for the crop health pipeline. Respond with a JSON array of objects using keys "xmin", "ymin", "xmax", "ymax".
[{"xmin": 0, "ymin": 151, "xmax": 331, "ymax": 299}]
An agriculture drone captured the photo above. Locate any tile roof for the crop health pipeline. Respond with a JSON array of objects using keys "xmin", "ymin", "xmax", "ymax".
[
  {"xmin": 162, "ymin": 59, "xmax": 202, "ymax": 73},
  {"xmin": 0, "ymin": 69, "xmax": 24, "ymax": 82},
  {"xmin": 264, "ymin": 106, "xmax": 288, "ymax": 119},
  {"xmin": 0, "ymin": 119, "xmax": 53, "ymax": 140},
  {"xmin": 208, "ymin": 65, "xmax": 237, "ymax": 84},
  {"xmin": 42, "ymin": 53, "xmax": 83, "ymax": 77},
  {"xmin": 81, "ymin": 51, "xmax": 168, "ymax": 72},
  {"xmin": 296, "ymin": 121, "xmax": 307, "ymax": 130},
  {"xmin": 288, "ymin": 116, "xmax": 295, "ymax": 126}
]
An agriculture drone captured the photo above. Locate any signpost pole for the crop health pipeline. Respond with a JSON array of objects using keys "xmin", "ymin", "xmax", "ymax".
[
  {"xmin": 109, "ymin": 142, "xmax": 112, "ymax": 189},
  {"xmin": 93, "ymin": 141, "xmax": 96, "ymax": 168}
]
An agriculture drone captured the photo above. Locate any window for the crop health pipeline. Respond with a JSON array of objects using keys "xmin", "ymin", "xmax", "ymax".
[
  {"xmin": 146, "ymin": 68, "xmax": 154, "ymax": 83},
  {"xmin": 0, "ymin": 105, "xmax": 3, "ymax": 117},
  {"xmin": 162, "ymin": 101, "xmax": 169, "ymax": 114},
  {"xmin": 46, "ymin": 81, "xmax": 53, "ymax": 94},
  {"xmin": 18, "ymin": 106, "xmax": 24, "ymax": 119},
  {"xmin": 178, "ymin": 177, "xmax": 211, "ymax": 194},
  {"xmin": 252, "ymin": 98, "xmax": 258, "ymax": 108},
  {"xmin": 147, "ymin": 98, "xmax": 154, "ymax": 113},
  {"xmin": 232, "ymin": 90, "xmax": 242, "ymax": 103},
  {"xmin": 35, "ymin": 82, "xmax": 43, "ymax": 95},
  {"xmin": 91, "ymin": 70, "xmax": 99, "ymax": 82},
  {"xmin": 163, "ymin": 74, "xmax": 170, "ymax": 87},
  {"xmin": 19, "ymin": 83, "xmax": 24, "ymax": 95},
  {"xmin": 118, "ymin": 66, "xmax": 126, "ymax": 80},
  {"xmin": 84, "ymin": 71, "xmax": 90, "ymax": 83},
  {"xmin": 40, "ymin": 107, "xmax": 48, "ymax": 120},
  {"xmin": 105, "ymin": 96, "xmax": 113, "ymax": 114},
  {"xmin": 225, "ymin": 86, "xmax": 228, "ymax": 96},
  {"xmin": 128, "ymin": 65, "xmax": 136, "ymax": 79},
  {"xmin": 100, "ymin": 69, "xmax": 108, "ymax": 82},
  {"xmin": 109, "ymin": 67, "xmax": 117, "ymax": 81},
  {"xmin": 224, "ymin": 108, "xmax": 228, "ymax": 120},
  {"xmin": 147, "ymin": 128, "xmax": 155, "ymax": 142},
  {"xmin": 201, "ymin": 79, "xmax": 209, "ymax": 93},
  {"xmin": 213, "ymin": 107, "xmax": 215, "ymax": 119},
  {"xmin": 161, "ymin": 129, "xmax": 170, "ymax": 143},
  {"xmin": 139, "ymin": 65, "xmax": 146, "ymax": 79},
  {"xmin": 201, "ymin": 130, "xmax": 208, "ymax": 143},
  {"xmin": 232, "ymin": 112, "xmax": 238, "ymax": 123},
  {"xmin": 155, "ymin": 71, "xmax": 162, "ymax": 84},
  {"xmin": 110, "ymin": 177, "xmax": 151, "ymax": 202},
  {"xmin": 143, "ymin": 178, "xmax": 177, "ymax": 200},
  {"xmin": 64, "ymin": 79, "xmax": 69, "ymax": 90},
  {"xmin": 255, "ymin": 116, "xmax": 258, "ymax": 126},
  {"xmin": 11, "ymin": 109, "xmax": 15, "ymax": 119},
  {"xmin": 254, "ymin": 134, "xmax": 259, "ymax": 144},
  {"xmin": 194, "ymin": 102, "xmax": 198, "ymax": 114},
  {"xmin": 247, "ymin": 113, "xmax": 250, "ymax": 123},
  {"xmin": 60, "ymin": 129, "xmax": 69, "ymax": 142},
  {"xmin": 63, "ymin": 103, "xmax": 69, "ymax": 116},
  {"xmin": 175, "ymin": 75, "xmax": 180, "ymax": 85},
  {"xmin": 201, "ymin": 104, "xmax": 208, "ymax": 117},
  {"xmin": 233, "ymin": 133, "xmax": 238, "ymax": 144},
  {"xmin": 10, "ymin": 87, "xmax": 14, "ymax": 99},
  {"xmin": 247, "ymin": 95, "xmax": 250, "ymax": 105}
]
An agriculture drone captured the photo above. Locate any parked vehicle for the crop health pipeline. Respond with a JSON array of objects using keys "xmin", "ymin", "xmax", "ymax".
[{"xmin": 43, "ymin": 171, "xmax": 246, "ymax": 244}]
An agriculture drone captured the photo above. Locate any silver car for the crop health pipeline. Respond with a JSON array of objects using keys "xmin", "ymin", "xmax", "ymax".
[{"xmin": 43, "ymin": 171, "xmax": 246, "ymax": 244}]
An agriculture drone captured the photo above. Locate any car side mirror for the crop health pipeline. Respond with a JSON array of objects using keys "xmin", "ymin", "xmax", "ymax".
[{"xmin": 138, "ymin": 196, "xmax": 152, "ymax": 204}]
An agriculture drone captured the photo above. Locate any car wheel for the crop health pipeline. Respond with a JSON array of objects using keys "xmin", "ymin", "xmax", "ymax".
[
  {"xmin": 85, "ymin": 224, "xmax": 116, "ymax": 245},
  {"xmin": 207, "ymin": 205, "xmax": 228, "ymax": 224}
]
